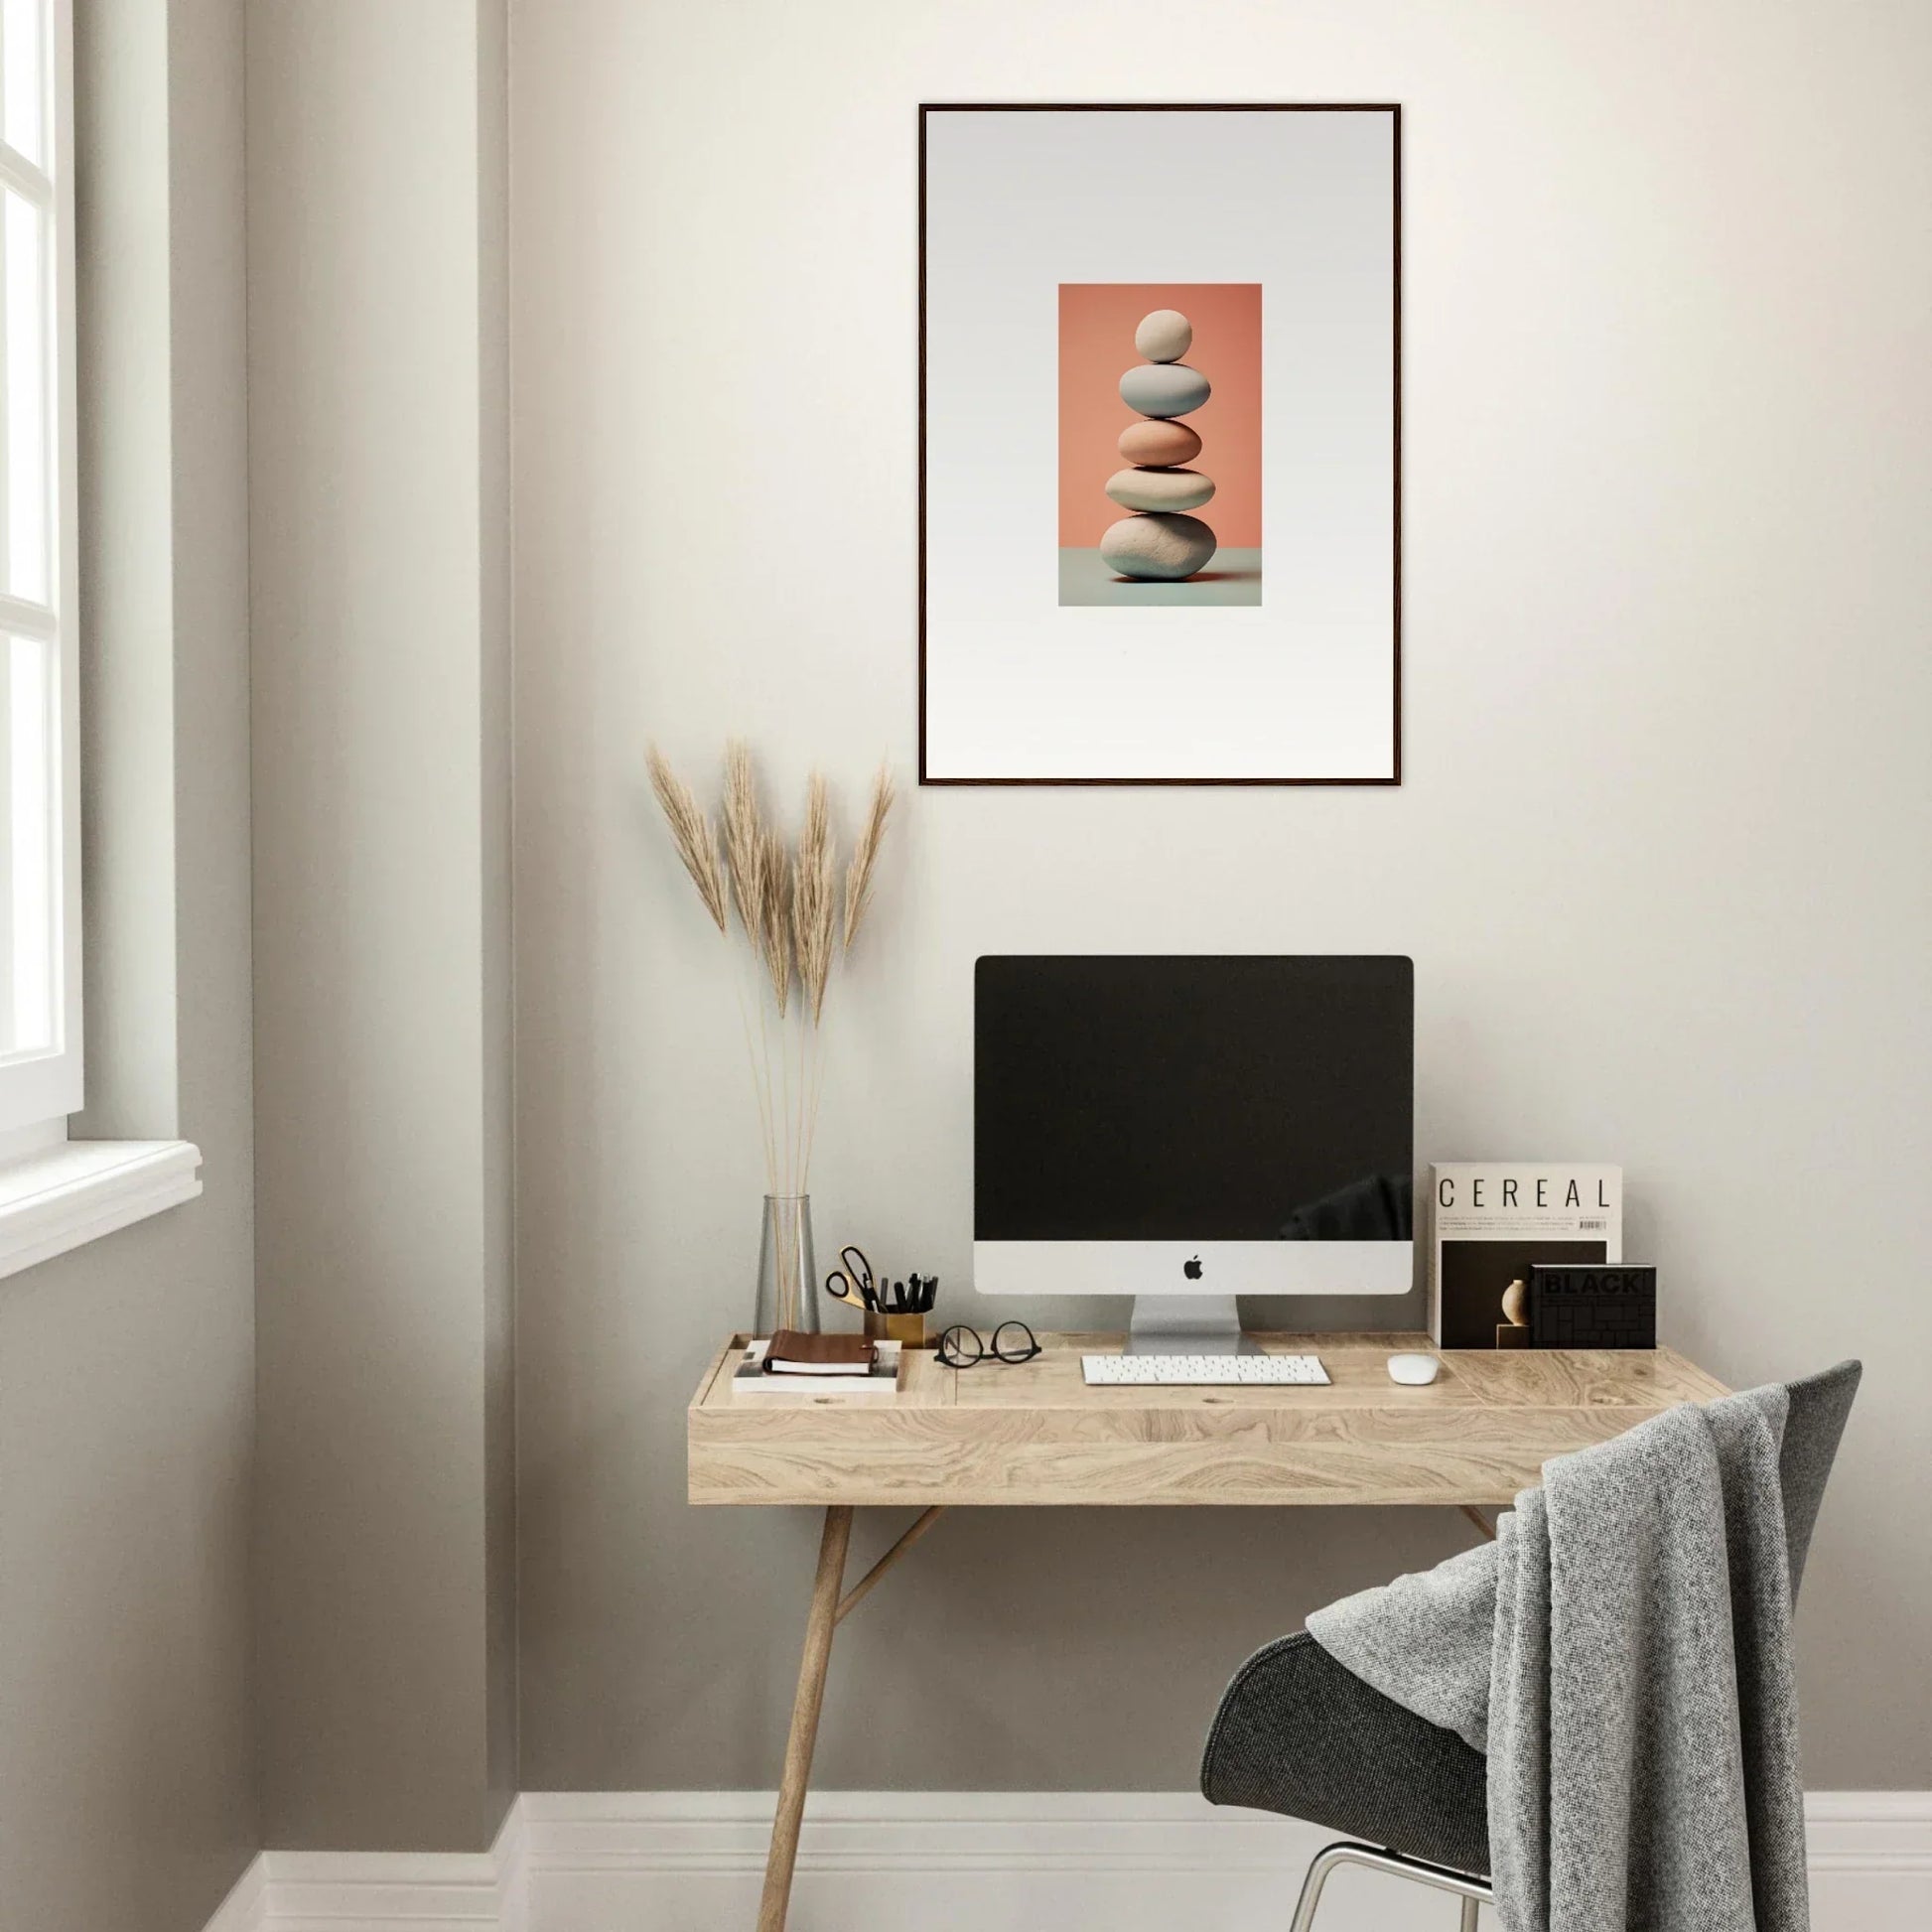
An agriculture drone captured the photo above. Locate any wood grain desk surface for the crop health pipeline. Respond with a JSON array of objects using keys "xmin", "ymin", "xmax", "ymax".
[{"xmin": 688, "ymin": 1332, "xmax": 1728, "ymax": 1509}]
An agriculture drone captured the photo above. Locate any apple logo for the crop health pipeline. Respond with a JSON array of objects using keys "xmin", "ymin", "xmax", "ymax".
[{"xmin": 1183, "ymin": 1255, "xmax": 1203, "ymax": 1280}]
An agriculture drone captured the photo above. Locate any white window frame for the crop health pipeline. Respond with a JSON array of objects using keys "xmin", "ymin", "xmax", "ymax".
[
  {"xmin": 0, "ymin": 0, "xmax": 200, "ymax": 1280},
  {"xmin": 0, "ymin": 0, "xmax": 79, "ymax": 1139}
]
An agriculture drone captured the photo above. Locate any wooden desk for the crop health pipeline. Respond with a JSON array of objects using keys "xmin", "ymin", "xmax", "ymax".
[{"xmin": 688, "ymin": 1331, "xmax": 1726, "ymax": 1931}]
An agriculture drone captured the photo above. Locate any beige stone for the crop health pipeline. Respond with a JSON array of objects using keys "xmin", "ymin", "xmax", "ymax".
[
  {"xmin": 1098, "ymin": 511, "xmax": 1218, "ymax": 581},
  {"xmin": 1105, "ymin": 467, "xmax": 1216, "ymax": 513},
  {"xmin": 1135, "ymin": 309, "xmax": 1192, "ymax": 361}
]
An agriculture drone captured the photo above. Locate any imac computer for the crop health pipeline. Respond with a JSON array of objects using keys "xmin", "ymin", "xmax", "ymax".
[{"xmin": 974, "ymin": 955, "xmax": 1414, "ymax": 1355}]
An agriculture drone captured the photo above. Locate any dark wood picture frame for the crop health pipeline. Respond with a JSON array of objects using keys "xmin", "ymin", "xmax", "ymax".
[{"xmin": 917, "ymin": 102, "xmax": 1402, "ymax": 787}]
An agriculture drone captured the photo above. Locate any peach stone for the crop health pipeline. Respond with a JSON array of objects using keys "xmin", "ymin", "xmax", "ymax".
[{"xmin": 1118, "ymin": 420, "xmax": 1202, "ymax": 468}]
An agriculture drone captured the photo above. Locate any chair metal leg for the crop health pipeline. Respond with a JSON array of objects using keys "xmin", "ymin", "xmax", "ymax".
[
  {"xmin": 1287, "ymin": 1844, "xmax": 1350, "ymax": 1932},
  {"xmin": 1288, "ymin": 1841, "xmax": 1493, "ymax": 1932}
]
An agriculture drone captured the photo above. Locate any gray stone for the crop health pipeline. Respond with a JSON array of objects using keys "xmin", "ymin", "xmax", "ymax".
[
  {"xmin": 1134, "ymin": 309, "xmax": 1192, "ymax": 362},
  {"xmin": 1119, "ymin": 361, "xmax": 1210, "ymax": 418},
  {"xmin": 1098, "ymin": 512, "xmax": 1218, "ymax": 581},
  {"xmin": 1105, "ymin": 467, "xmax": 1216, "ymax": 513}
]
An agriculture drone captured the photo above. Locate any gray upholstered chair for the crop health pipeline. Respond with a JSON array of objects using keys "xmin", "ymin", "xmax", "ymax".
[{"xmin": 1200, "ymin": 1361, "xmax": 1861, "ymax": 1929}]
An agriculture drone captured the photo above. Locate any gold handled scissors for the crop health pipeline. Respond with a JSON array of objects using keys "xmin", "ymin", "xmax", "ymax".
[{"xmin": 824, "ymin": 1244, "xmax": 878, "ymax": 1312}]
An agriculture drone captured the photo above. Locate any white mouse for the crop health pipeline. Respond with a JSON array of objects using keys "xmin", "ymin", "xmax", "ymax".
[{"xmin": 1387, "ymin": 1352, "xmax": 1442, "ymax": 1386}]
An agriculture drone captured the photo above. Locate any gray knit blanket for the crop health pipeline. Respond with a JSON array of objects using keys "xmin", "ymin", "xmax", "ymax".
[{"xmin": 1308, "ymin": 1387, "xmax": 1809, "ymax": 1932}]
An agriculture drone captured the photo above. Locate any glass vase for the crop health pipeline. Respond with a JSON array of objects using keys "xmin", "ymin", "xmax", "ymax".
[{"xmin": 754, "ymin": 1193, "xmax": 818, "ymax": 1338}]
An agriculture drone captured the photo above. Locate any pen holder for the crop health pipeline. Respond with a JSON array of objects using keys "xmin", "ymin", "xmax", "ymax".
[{"xmin": 867, "ymin": 1310, "xmax": 927, "ymax": 1348}]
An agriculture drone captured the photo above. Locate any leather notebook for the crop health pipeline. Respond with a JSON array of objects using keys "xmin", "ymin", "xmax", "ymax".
[{"xmin": 764, "ymin": 1330, "xmax": 877, "ymax": 1375}]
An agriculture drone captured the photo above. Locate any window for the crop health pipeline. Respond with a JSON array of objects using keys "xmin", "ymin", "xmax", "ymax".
[
  {"xmin": 0, "ymin": 0, "xmax": 74, "ymax": 1139},
  {"xmin": 0, "ymin": 0, "xmax": 200, "ymax": 1277}
]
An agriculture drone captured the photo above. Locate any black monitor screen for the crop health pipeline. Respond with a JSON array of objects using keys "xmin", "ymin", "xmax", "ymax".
[{"xmin": 974, "ymin": 956, "xmax": 1414, "ymax": 1241}]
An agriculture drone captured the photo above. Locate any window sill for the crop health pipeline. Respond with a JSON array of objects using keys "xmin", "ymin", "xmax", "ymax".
[{"xmin": 0, "ymin": 1139, "xmax": 203, "ymax": 1283}]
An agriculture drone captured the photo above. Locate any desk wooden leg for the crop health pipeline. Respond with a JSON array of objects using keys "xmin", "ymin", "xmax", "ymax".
[
  {"xmin": 758, "ymin": 1504, "xmax": 853, "ymax": 1932},
  {"xmin": 837, "ymin": 1505, "xmax": 944, "ymax": 1624}
]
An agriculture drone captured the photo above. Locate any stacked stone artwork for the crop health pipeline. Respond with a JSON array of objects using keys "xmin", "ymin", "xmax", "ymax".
[{"xmin": 1100, "ymin": 309, "xmax": 1217, "ymax": 581}]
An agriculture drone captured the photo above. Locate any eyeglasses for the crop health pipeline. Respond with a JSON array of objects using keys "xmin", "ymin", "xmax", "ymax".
[{"xmin": 936, "ymin": 1320, "xmax": 1041, "ymax": 1368}]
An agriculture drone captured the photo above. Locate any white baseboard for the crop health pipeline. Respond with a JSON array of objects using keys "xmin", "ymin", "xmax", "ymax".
[
  {"xmin": 203, "ymin": 1789, "xmax": 1932, "ymax": 1932},
  {"xmin": 203, "ymin": 1803, "xmax": 526, "ymax": 1932},
  {"xmin": 1805, "ymin": 1792, "xmax": 1932, "ymax": 1932},
  {"xmin": 202, "ymin": 1855, "xmax": 266, "ymax": 1932}
]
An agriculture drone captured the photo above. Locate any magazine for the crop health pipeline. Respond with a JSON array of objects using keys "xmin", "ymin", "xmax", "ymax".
[{"xmin": 1430, "ymin": 1164, "xmax": 1621, "ymax": 1349}]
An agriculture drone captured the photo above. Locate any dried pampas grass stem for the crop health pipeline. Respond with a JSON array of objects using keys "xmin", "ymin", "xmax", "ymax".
[
  {"xmin": 843, "ymin": 763, "xmax": 896, "ymax": 950},
  {"xmin": 792, "ymin": 774, "xmax": 836, "ymax": 1025},
  {"xmin": 722, "ymin": 740, "xmax": 765, "ymax": 942},
  {"xmin": 645, "ymin": 741, "xmax": 895, "ymax": 1198},
  {"xmin": 646, "ymin": 747, "xmax": 727, "ymax": 934},
  {"xmin": 758, "ymin": 828, "xmax": 793, "ymax": 1018}
]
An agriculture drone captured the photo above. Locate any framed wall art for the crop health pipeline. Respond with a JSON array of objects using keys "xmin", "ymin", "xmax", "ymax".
[{"xmin": 918, "ymin": 104, "xmax": 1401, "ymax": 785}]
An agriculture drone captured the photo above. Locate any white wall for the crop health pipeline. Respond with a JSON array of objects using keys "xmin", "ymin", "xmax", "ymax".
[{"xmin": 511, "ymin": 0, "xmax": 1932, "ymax": 1793}]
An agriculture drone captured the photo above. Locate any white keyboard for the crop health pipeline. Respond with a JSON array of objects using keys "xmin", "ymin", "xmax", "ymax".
[{"xmin": 1081, "ymin": 1352, "xmax": 1329, "ymax": 1387}]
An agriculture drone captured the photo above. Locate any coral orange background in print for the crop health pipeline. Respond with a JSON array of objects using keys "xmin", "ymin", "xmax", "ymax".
[{"xmin": 1058, "ymin": 283, "xmax": 1262, "ymax": 548}]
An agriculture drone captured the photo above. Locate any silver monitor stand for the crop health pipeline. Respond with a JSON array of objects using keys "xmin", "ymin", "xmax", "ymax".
[{"xmin": 1124, "ymin": 1294, "xmax": 1259, "ymax": 1356}]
